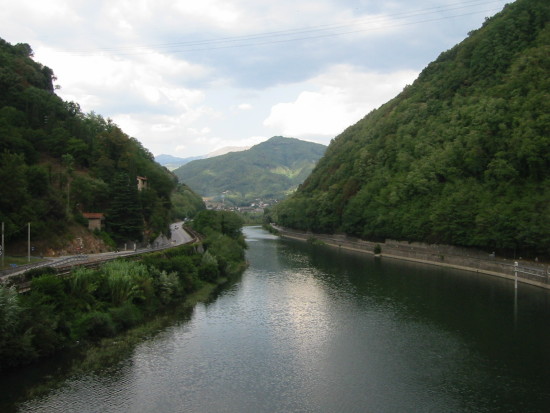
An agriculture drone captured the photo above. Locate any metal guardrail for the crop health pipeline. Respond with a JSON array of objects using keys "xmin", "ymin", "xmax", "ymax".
[
  {"xmin": 1, "ymin": 226, "xmax": 202, "ymax": 290},
  {"xmin": 515, "ymin": 263, "xmax": 548, "ymax": 278},
  {"xmin": 0, "ymin": 255, "xmax": 90, "ymax": 278}
]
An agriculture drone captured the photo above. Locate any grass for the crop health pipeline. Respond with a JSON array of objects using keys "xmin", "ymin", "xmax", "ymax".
[{"xmin": 307, "ymin": 236, "xmax": 326, "ymax": 246}]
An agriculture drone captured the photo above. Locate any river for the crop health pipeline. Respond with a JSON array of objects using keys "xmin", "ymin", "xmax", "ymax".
[{"xmin": 3, "ymin": 226, "xmax": 550, "ymax": 412}]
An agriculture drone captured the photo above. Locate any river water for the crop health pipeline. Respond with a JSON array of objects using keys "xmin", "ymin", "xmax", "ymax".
[{"xmin": 4, "ymin": 226, "xmax": 550, "ymax": 412}]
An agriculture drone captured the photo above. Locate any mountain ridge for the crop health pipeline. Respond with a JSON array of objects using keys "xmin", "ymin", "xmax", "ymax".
[
  {"xmin": 271, "ymin": 0, "xmax": 550, "ymax": 258},
  {"xmin": 173, "ymin": 136, "xmax": 326, "ymax": 205}
]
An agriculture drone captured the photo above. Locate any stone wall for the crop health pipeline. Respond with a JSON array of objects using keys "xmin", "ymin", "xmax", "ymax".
[{"xmin": 273, "ymin": 226, "xmax": 550, "ymax": 290}]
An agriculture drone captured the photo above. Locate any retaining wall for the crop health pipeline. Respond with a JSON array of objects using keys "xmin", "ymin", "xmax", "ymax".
[{"xmin": 273, "ymin": 226, "xmax": 550, "ymax": 290}]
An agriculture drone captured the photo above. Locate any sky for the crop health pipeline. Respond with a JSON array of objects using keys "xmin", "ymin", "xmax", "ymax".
[{"xmin": 0, "ymin": 0, "xmax": 510, "ymax": 157}]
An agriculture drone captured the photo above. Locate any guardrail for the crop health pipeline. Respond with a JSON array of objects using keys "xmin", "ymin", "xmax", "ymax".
[{"xmin": 1, "ymin": 225, "xmax": 202, "ymax": 291}]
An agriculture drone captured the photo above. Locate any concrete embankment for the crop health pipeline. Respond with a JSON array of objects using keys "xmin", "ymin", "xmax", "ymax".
[{"xmin": 273, "ymin": 226, "xmax": 550, "ymax": 290}]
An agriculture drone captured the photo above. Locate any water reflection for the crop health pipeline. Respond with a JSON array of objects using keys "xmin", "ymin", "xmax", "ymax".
[{"xmin": 6, "ymin": 226, "xmax": 550, "ymax": 412}]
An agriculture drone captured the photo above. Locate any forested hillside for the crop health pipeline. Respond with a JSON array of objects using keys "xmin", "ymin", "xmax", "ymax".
[
  {"xmin": 0, "ymin": 38, "xmax": 203, "ymax": 252},
  {"xmin": 272, "ymin": 0, "xmax": 549, "ymax": 258},
  {"xmin": 173, "ymin": 136, "xmax": 326, "ymax": 205}
]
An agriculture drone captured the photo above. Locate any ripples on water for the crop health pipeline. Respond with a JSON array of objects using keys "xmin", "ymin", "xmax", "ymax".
[{"xmin": 11, "ymin": 226, "xmax": 550, "ymax": 412}]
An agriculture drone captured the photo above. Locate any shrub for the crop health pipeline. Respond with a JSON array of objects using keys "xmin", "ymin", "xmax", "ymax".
[
  {"xmin": 74, "ymin": 311, "xmax": 116, "ymax": 341},
  {"xmin": 199, "ymin": 251, "xmax": 219, "ymax": 282},
  {"xmin": 109, "ymin": 303, "xmax": 143, "ymax": 331}
]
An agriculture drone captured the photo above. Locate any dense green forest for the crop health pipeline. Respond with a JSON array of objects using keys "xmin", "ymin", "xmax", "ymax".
[
  {"xmin": 173, "ymin": 136, "xmax": 326, "ymax": 205},
  {"xmin": 0, "ymin": 38, "xmax": 204, "ymax": 251},
  {"xmin": 0, "ymin": 210, "xmax": 246, "ymax": 370},
  {"xmin": 271, "ymin": 0, "xmax": 550, "ymax": 258}
]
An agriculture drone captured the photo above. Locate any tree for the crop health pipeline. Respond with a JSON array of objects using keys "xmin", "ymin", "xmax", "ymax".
[
  {"xmin": 61, "ymin": 153, "xmax": 74, "ymax": 217},
  {"xmin": 107, "ymin": 172, "xmax": 143, "ymax": 243},
  {"xmin": 0, "ymin": 151, "xmax": 28, "ymax": 215}
]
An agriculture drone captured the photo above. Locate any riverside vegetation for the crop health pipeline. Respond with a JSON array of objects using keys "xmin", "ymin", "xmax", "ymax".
[
  {"xmin": 0, "ymin": 210, "xmax": 246, "ymax": 371},
  {"xmin": 271, "ymin": 0, "xmax": 549, "ymax": 259}
]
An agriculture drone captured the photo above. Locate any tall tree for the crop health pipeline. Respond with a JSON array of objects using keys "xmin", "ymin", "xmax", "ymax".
[{"xmin": 107, "ymin": 172, "xmax": 143, "ymax": 243}]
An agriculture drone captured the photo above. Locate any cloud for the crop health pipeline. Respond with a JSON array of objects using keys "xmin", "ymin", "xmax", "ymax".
[
  {"xmin": 1, "ymin": 0, "xmax": 509, "ymax": 156},
  {"xmin": 112, "ymin": 108, "xmax": 218, "ymax": 156},
  {"xmin": 263, "ymin": 64, "xmax": 418, "ymax": 139},
  {"xmin": 37, "ymin": 47, "xmax": 209, "ymax": 110},
  {"xmin": 33, "ymin": 45, "xmax": 221, "ymax": 156}
]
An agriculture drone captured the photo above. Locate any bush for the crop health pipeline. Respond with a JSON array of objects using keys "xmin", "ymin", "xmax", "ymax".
[
  {"xmin": 74, "ymin": 311, "xmax": 116, "ymax": 341},
  {"xmin": 109, "ymin": 303, "xmax": 143, "ymax": 331},
  {"xmin": 199, "ymin": 251, "xmax": 219, "ymax": 282},
  {"xmin": 25, "ymin": 266, "xmax": 56, "ymax": 280},
  {"xmin": 95, "ymin": 229, "xmax": 116, "ymax": 249}
]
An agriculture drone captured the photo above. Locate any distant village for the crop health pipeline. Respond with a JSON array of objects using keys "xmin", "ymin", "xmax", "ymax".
[{"xmin": 203, "ymin": 197, "xmax": 278, "ymax": 213}]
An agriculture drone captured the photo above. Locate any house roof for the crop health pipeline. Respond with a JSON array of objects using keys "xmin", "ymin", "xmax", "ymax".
[{"xmin": 82, "ymin": 212, "xmax": 104, "ymax": 219}]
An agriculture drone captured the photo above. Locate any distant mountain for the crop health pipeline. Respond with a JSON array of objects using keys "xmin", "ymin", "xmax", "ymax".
[
  {"xmin": 155, "ymin": 147, "xmax": 250, "ymax": 171},
  {"xmin": 173, "ymin": 137, "xmax": 326, "ymax": 205},
  {"xmin": 272, "ymin": 0, "xmax": 550, "ymax": 258},
  {"xmin": 155, "ymin": 154, "xmax": 204, "ymax": 170}
]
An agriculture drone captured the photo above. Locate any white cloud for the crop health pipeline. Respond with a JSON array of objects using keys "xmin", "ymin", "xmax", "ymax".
[
  {"xmin": 36, "ymin": 47, "xmax": 209, "ymax": 110},
  {"xmin": 264, "ymin": 64, "xmax": 418, "ymax": 138},
  {"xmin": 0, "ymin": 0, "xmax": 509, "ymax": 156},
  {"xmin": 173, "ymin": 0, "xmax": 241, "ymax": 28},
  {"xmin": 112, "ymin": 108, "xmax": 216, "ymax": 156}
]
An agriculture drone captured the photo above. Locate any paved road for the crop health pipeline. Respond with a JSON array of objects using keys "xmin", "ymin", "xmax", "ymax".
[
  {"xmin": 170, "ymin": 221, "xmax": 194, "ymax": 245},
  {"xmin": 1, "ymin": 222, "xmax": 196, "ymax": 280}
]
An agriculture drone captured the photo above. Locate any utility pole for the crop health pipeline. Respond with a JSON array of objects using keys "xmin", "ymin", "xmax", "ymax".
[
  {"xmin": 1, "ymin": 221, "xmax": 4, "ymax": 268},
  {"xmin": 28, "ymin": 222, "xmax": 30, "ymax": 263}
]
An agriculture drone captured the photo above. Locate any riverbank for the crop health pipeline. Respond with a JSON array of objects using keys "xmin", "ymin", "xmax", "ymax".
[
  {"xmin": 69, "ymin": 277, "xmax": 230, "ymax": 373},
  {"xmin": 0, "ymin": 276, "xmax": 236, "ymax": 413},
  {"xmin": 1, "ymin": 211, "xmax": 248, "ymax": 372},
  {"xmin": 270, "ymin": 225, "xmax": 550, "ymax": 290}
]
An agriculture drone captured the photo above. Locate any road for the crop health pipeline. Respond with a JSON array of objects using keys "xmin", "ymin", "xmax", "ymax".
[
  {"xmin": 0, "ymin": 222, "xmax": 196, "ymax": 280},
  {"xmin": 170, "ymin": 221, "xmax": 194, "ymax": 245}
]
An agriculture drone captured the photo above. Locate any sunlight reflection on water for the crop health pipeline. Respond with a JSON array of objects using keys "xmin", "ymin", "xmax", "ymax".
[{"xmin": 16, "ymin": 226, "xmax": 550, "ymax": 413}]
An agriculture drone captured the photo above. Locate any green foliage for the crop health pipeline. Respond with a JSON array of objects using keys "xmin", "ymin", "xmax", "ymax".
[
  {"xmin": 68, "ymin": 267, "xmax": 99, "ymax": 310},
  {"xmin": 153, "ymin": 269, "xmax": 182, "ymax": 305},
  {"xmin": 173, "ymin": 136, "xmax": 326, "ymax": 204},
  {"xmin": 307, "ymin": 236, "xmax": 325, "ymax": 246},
  {"xmin": 204, "ymin": 233, "xmax": 246, "ymax": 277},
  {"xmin": 73, "ymin": 311, "xmax": 116, "ymax": 341},
  {"xmin": 0, "ymin": 285, "xmax": 21, "ymax": 335},
  {"xmin": 273, "ymin": 0, "xmax": 550, "ymax": 258},
  {"xmin": 0, "ymin": 37, "xmax": 177, "ymax": 247},
  {"xmin": 109, "ymin": 302, "xmax": 143, "ymax": 330},
  {"xmin": 107, "ymin": 172, "xmax": 144, "ymax": 242},
  {"xmin": 0, "ymin": 36, "xmax": 249, "ymax": 370},
  {"xmin": 170, "ymin": 183, "xmax": 206, "ymax": 220},
  {"xmin": 192, "ymin": 210, "xmax": 245, "ymax": 239},
  {"xmin": 0, "ymin": 220, "xmax": 246, "ymax": 370},
  {"xmin": 94, "ymin": 229, "xmax": 116, "ymax": 248},
  {"xmin": 24, "ymin": 266, "xmax": 57, "ymax": 280},
  {"xmin": 199, "ymin": 250, "xmax": 220, "ymax": 282},
  {"xmin": 101, "ymin": 260, "xmax": 151, "ymax": 306}
]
